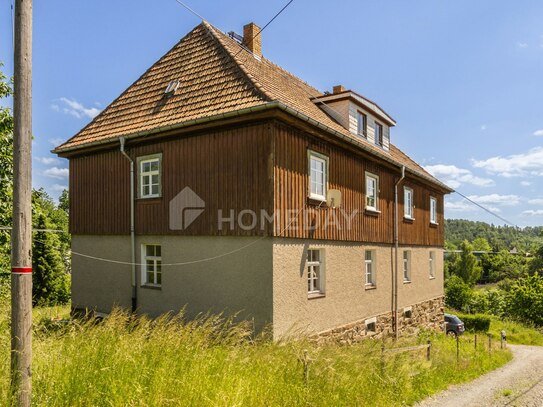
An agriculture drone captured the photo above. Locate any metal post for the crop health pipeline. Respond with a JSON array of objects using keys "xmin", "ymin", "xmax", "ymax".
[
  {"xmin": 474, "ymin": 334, "xmax": 477, "ymax": 350},
  {"xmin": 488, "ymin": 334, "xmax": 492, "ymax": 355},
  {"xmin": 426, "ymin": 340, "xmax": 431, "ymax": 361},
  {"xmin": 11, "ymin": 0, "xmax": 33, "ymax": 405},
  {"xmin": 456, "ymin": 334, "xmax": 460, "ymax": 362}
]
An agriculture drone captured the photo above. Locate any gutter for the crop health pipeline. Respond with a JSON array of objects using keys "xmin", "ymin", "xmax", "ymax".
[
  {"xmin": 119, "ymin": 137, "xmax": 137, "ymax": 312},
  {"xmin": 53, "ymin": 101, "xmax": 452, "ymax": 193},
  {"xmin": 393, "ymin": 165, "xmax": 405, "ymax": 340}
]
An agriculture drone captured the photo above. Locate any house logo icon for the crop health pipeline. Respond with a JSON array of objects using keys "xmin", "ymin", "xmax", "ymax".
[{"xmin": 169, "ymin": 187, "xmax": 205, "ymax": 230}]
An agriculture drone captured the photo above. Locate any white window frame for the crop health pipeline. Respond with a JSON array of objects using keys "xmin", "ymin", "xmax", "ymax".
[
  {"xmin": 430, "ymin": 196, "xmax": 438, "ymax": 224},
  {"xmin": 365, "ymin": 317, "xmax": 377, "ymax": 332},
  {"xmin": 403, "ymin": 250, "xmax": 411, "ymax": 282},
  {"xmin": 365, "ymin": 172, "xmax": 379, "ymax": 211},
  {"xmin": 429, "ymin": 251, "xmax": 436, "ymax": 279},
  {"xmin": 142, "ymin": 244, "xmax": 162, "ymax": 287},
  {"xmin": 404, "ymin": 186, "xmax": 414, "ymax": 219},
  {"xmin": 365, "ymin": 250, "xmax": 376, "ymax": 287},
  {"xmin": 308, "ymin": 151, "xmax": 328, "ymax": 201},
  {"xmin": 356, "ymin": 111, "xmax": 367, "ymax": 137},
  {"xmin": 138, "ymin": 154, "xmax": 162, "ymax": 199},
  {"xmin": 307, "ymin": 248, "xmax": 325, "ymax": 296}
]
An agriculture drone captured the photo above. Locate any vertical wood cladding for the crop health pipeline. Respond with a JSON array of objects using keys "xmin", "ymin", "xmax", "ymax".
[
  {"xmin": 272, "ymin": 122, "xmax": 445, "ymax": 246},
  {"xmin": 69, "ymin": 123, "xmax": 272, "ymax": 236},
  {"xmin": 69, "ymin": 120, "xmax": 444, "ymax": 246}
]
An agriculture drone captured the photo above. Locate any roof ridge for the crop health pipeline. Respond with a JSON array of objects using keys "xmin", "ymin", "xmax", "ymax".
[{"xmin": 203, "ymin": 21, "xmax": 274, "ymax": 103}]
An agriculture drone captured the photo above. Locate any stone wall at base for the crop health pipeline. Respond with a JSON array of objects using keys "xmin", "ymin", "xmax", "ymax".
[{"xmin": 315, "ymin": 296, "xmax": 444, "ymax": 344}]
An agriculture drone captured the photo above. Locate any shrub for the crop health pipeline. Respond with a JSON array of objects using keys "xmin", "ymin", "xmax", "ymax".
[
  {"xmin": 457, "ymin": 314, "xmax": 491, "ymax": 333},
  {"xmin": 445, "ymin": 275, "xmax": 472, "ymax": 311},
  {"xmin": 506, "ymin": 274, "xmax": 543, "ymax": 327}
]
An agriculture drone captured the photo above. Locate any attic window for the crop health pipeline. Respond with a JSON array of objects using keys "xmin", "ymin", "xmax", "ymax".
[{"xmin": 164, "ymin": 80, "xmax": 180, "ymax": 97}]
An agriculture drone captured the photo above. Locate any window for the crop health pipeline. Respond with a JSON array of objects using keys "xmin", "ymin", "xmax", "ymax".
[
  {"xmin": 403, "ymin": 250, "xmax": 411, "ymax": 282},
  {"xmin": 138, "ymin": 154, "xmax": 162, "ymax": 198},
  {"xmin": 404, "ymin": 307, "xmax": 412, "ymax": 318},
  {"xmin": 356, "ymin": 111, "xmax": 367, "ymax": 137},
  {"xmin": 365, "ymin": 317, "xmax": 376, "ymax": 333},
  {"xmin": 429, "ymin": 251, "xmax": 435, "ymax": 279},
  {"xmin": 404, "ymin": 187, "xmax": 414, "ymax": 219},
  {"xmin": 430, "ymin": 197, "xmax": 437, "ymax": 224},
  {"xmin": 365, "ymin": 173, "xmax": 379, "ymax": 211},
  {"xmin": 365, "ymin": 250, "xmax": 375, "ymax": 286},
  {"xmin": 309, "ymin": 151, "xmax": 327, "ymax": 201},
  {"xmin": 142, "ymin": 244, "xmax": 162, "ymax": 286},
  {"xmin": 307, "ymin": 249, "xmax": 324, "ymax": 295},
  {"xmin": 374, "ymin": 122, "xmax": 383, "ymax": 146}
]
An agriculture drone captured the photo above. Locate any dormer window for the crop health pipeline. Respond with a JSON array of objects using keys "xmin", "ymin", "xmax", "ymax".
[
  {"xmin": 356, "ymin": 111, "xmax": 367, "ymax": 137},
  {"xmin": 375, "ymin": 122, "xmax": 383, "ymax": 147}
]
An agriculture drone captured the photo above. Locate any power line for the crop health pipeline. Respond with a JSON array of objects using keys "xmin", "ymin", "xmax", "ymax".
[
  {"xmin": 453, "ymin": 190, "xmax": 517, "ymax": 227},
  {"xmin": 174, "ymin": 0, "xmax": 206, "ymax": 22}
]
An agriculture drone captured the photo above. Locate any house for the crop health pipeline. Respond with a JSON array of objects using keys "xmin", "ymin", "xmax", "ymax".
[{"xmin": 54, "ymin": 21, "xmax": 452, "ymax": 340}]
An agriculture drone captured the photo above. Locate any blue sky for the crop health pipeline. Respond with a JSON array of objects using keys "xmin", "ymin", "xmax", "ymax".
[{"xmin": 1, "ymin": 0, "xmax": 542, "ymax": 226}]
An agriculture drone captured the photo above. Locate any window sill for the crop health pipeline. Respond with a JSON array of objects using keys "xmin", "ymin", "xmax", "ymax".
[
  {"xmin": 429, "ymin": 276, "xmax": 436, "ymax": 280},
  {"xmin": 403, "ymin": 216, "xmax": 415, "ymax": 223},
  {"xmin": 141, "ymin": 284, "xmax": 162, "ymax": 290},
  {"xmin": 307, "ymin": 196, "xmax": 327, "ymax": 207},
  {"xmin": 137, "ymin": 196, "xmax": 162, "ymax": 202},
  {"xmin": 365, "ymin": 284, "xmax": 377, "ymax": 290},
  {"xmin": 308, "ymin": 292, "xmax": 325, "ymax": 300},
  {"xmin": 364, "ymin": 208, "xmax": 381, "ymax": 216},
  {"xmin": 430, "ymin": 222, "xmax": 439, "ymax": 228},
  {"xmin": 403, "ymin": 280, "xmax": 411, "ymax": 284}
]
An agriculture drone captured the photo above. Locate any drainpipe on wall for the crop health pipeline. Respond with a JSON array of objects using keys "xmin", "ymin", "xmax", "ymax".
[
  {"xmin": 393, "ymin": 165, "xmax": 405, "ymax": 340},
  {"xmin": 120, "ymin": 137, "xmax": 137, "ymax": 312}
]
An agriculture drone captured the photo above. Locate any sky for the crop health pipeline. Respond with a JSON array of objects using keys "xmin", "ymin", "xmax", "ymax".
[{"xmin": 0, "ymin": 0, "xmax": 542, "ymax": 227}]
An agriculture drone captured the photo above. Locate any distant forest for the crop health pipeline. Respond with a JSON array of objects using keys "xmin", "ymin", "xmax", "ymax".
[{"xmin": 445, "ymin": 219, "xmax": 543, "ymax": 253}]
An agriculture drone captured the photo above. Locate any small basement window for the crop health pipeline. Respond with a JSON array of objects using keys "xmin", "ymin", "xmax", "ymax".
[
  {"xmin": 404, "ymin": 307, "xmax": 412, "ymax": 318},
  {"xmin": 365, "ymin": 317, "xmax": 377, "ymax": 333}
]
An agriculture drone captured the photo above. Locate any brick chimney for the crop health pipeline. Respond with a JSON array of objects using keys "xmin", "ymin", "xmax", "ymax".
[
  {"xmin": 333, "ymin": 85, "xmax": 346, "ymax": 94},
  {"xmin": 243, "ymin": 23, "xmax": 262, "ymax": 58}
]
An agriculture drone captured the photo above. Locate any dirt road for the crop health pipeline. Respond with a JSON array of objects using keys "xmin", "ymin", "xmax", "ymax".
[{"xmin": 418, "ymin": 345, "xmax": 543, "ymax": 407}]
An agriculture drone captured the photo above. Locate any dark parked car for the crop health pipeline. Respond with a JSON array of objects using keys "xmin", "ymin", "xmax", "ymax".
[{"xmin": 445, "ymin": 313, "xmax": 465, "ymax": 337}]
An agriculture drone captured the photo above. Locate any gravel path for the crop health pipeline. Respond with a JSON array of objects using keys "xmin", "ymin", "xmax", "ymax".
[{"xmin": 418, "ymin": 345, "xmax": 543, "ymax": 407}]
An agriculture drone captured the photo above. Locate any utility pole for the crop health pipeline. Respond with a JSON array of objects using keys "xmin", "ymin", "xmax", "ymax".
[{"xmin": 11, "ymin": 0, "xmax": 33, "ymax": 405}]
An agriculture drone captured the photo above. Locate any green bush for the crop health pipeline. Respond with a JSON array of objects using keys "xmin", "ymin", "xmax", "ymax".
[
  {"xmin": 456, "ymin": 313, "xmax": 491, "ymax": 332},
  {"xmin": 445, "ymin": 275, "xmax": 472, "ymax": 311},
  {"xmin": 506, "ymin": 274, "xmax": 543, "ymax": 326}
]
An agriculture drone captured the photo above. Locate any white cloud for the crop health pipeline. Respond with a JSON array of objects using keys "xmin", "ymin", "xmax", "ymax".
[
  {"xmin": 533, "ymin": 129, "xmax": 543, "ymax": 136},
  {"xmin": 467, "ymin": 194, "xmax": 521, "ymax": 206},
  {"xmin": 517, "ymin": 42, "xmax": 528, "ymax": 48},
  {"xmin": 48, "ymin": 138, "xmax": 64, "ymax": 146},
  {"xmin": 35, "ymin": 156, "xmax": 59, "ymax": 165},
  {"xmin": 445, "ymin": 200, "xmax": 474, "ymax": 212},
  {"xmin": 522, "ymin": 209, "xmax": 543, "ymax": 217},
  {"xmin": 528, "ymin": 198, "xmax": 543, "ymax": 205},
  {"xmin": 52, "ymin": 97, "xmax": 101, "ymax": 119},
  {"xmin": 424, "ymin": 164, "xmax": 495, "ymax": 189},
  {"xmin": 51, "ymin": 184, "xmax": 68, "ymax": 192},
  {"xmin": 521, "ymin": 181, "xmax": 532, "ymax": 187},
  {"xmin": 43, "ymin": 167, "xmax": 68, "ymax": 179},
  {"xmin": 472, "ymin": 147, "xmax": 543, "ymax": 177}
]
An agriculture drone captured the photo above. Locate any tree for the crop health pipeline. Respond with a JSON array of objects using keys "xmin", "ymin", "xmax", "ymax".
[
  {"xmin": 0, "ymin": 66, "xmax": 13, "ymax": 273},
  {"xmin": 472, "ymin": 237, "xmax": 492, "ymax": 252},
  {"xmin": 32, "ymin": 213, "xmax": 69, "ymax": 306},
  {"xmin": 506, "ymin": 274, "xmax": 543, "ymax": 326},
  {"xmin": 445, "ymin": 275, "xmax": 472, "ymax": 311},
  {"xmin": 528, "ymin": 245, "xmax": 543, "ymax": 276},
  {"xmin": 453, "ymin": 240, "xmax": 482, "ymax": 286}
]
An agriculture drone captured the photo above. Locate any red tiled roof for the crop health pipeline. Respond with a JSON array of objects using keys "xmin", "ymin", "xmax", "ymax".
[{"xmin": 54, "ymin": 21, "xmax": 451, "ymax": 191}]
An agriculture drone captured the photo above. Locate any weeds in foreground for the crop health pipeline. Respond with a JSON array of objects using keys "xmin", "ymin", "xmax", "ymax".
[{"xmin": 1, "ymin": 306, "xmax": 512, "ymax": 406}]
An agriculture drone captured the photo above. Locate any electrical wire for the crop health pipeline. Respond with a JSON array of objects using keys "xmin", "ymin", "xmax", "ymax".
[
  {"xmin": 452, "ymin": 190, "xmax": 517, "ymax": 227},
  {"xmin": 174, "ymin": 0, "xmax": 206, "ymax": 22}
]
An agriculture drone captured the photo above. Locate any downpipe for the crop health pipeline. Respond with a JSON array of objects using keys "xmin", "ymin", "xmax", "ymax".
[
  {"xmin": 120, "ymin": 137, "xmax": 137, "ymax": 312},
  {"xmin": 394, "ymin": 165, "xmax": 405, "ymax": 340}
]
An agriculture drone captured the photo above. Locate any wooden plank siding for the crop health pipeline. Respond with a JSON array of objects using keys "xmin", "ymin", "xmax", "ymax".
[
  {"xmin": 272, "ymin": 122, "xmax": 445, "ymax": 246},
  {"xmin": 69, "ymin": 122, "xmax": 273, "ymax": 236},
  {"xmin": 69, "ymin": 119, "xmax": 444, "ymax": 246}
]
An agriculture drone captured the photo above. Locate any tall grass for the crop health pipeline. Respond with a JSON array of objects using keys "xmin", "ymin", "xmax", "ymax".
[{"xmin": 1, "ymin": 305, "xmax": 511, "ymax": 406}]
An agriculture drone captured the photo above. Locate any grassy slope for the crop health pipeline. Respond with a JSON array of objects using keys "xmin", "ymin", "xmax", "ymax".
[{"xmin": 1, "ymin": 305, "xmax": 512, "ymax": 406}]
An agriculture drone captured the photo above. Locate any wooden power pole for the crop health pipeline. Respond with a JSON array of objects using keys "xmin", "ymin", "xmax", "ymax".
[{"xmin": 11, "ymin": 0, "xmax": 33, "ymax": 405}]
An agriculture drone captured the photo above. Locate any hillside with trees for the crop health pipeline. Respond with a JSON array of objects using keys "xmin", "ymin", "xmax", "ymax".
[{"xmin": 445, "ymin": 219, "xmax": 543, "ymax": 253}]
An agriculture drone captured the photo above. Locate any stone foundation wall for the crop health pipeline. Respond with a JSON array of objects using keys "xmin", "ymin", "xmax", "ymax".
[{"xmin": 315, "ymin": 296, "xmax": 444, "ymax": 344}]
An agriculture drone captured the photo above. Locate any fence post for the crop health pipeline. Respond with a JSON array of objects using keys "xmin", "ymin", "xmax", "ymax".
[
  {"xmin": 456, "ymin": 334, "xmax": 460, "ymax": 363},
  {"xmin": 302, "ymin": 350, "xmax": 309, "ymax": 385},
  {"xmin": 427, "ymin": 340, "xmax": 431, "ymax": 361},
  {"xmin": 500, "ymin": 335, "xmax": 504, "ymax": 349},
  {"xmin": 488, "ymin": 334, "xmax": 492, "ymax": 355},
  {"xmin": 380, "ymin": 344, "xmax": 385, "ymax": 375},
  {"xmin": 474, "ymin": 334, "xmax": 477, "ymax": 351}
]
